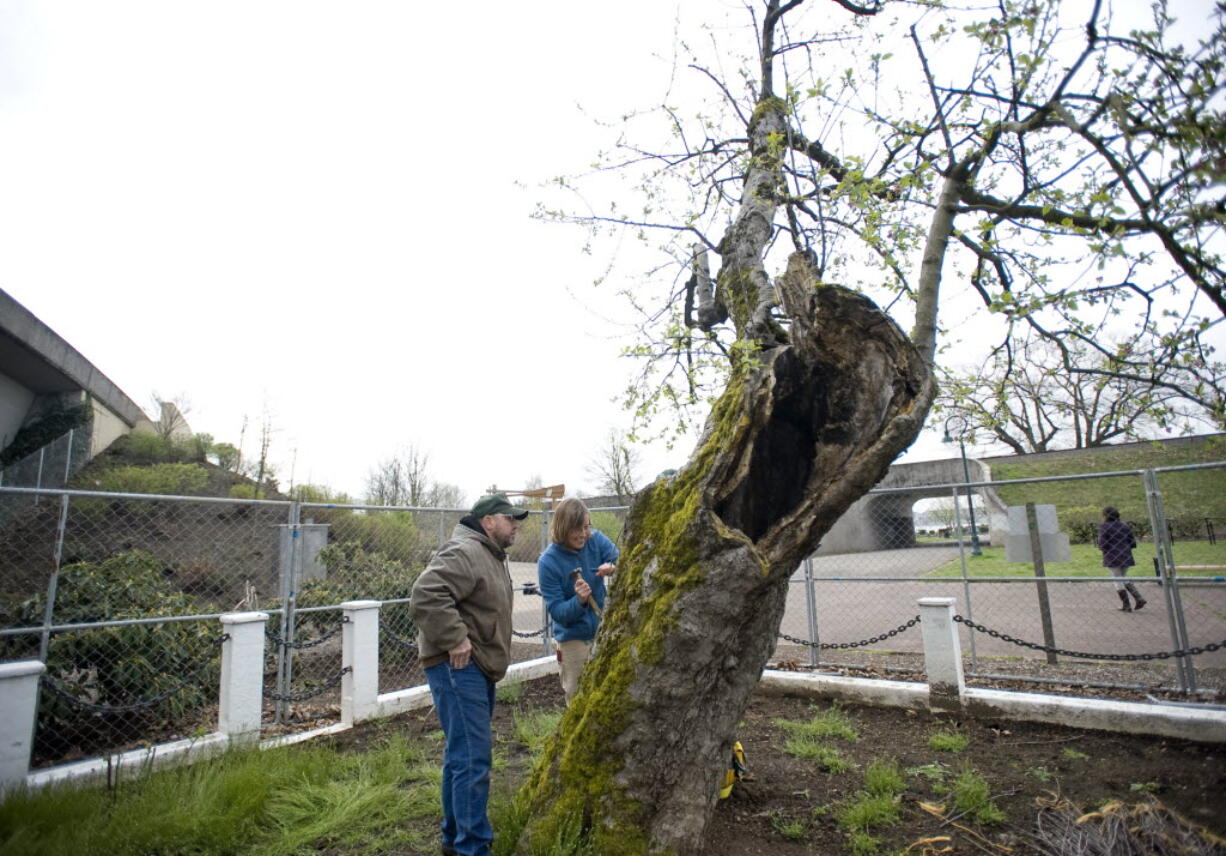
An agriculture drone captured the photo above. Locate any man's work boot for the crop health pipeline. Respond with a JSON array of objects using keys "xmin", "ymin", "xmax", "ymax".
[
  {"xmin": 1126, "ymin": 582, "xmax": 1147, "ymax": 611},
  {"xmin": 1117, "ymin": 590, "xmax": 1133, "ymax": 612}
]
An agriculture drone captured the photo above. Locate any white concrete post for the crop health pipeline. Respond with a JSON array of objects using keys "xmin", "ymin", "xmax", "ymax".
[
  {"xmin": 919, "ymin": 597, "xmax": 964, "ymax": 712},
  {"xmin": 218, "ymin": 612, "xmax": 269, "ymax": 742},
  {"xmin": 342, "ymin": 600, "xmax": 381, "ymax": 725},
  {"xmin": 0, "ymin": 660, "xmax": 45, "ymax": 789}
]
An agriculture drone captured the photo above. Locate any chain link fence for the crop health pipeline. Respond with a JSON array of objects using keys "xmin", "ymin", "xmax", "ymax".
[
  {"xmin": 0, "ymin": 428, "xmax": 92, "ymax": 527},
  {"xmin": 0, "ymin": 489, "xmax": 568, "ymax": 768},
  {"xmin": 2, "ymin": 463, "xmax": 1223, "ymax": 770},
  {"xmin": 772, "ymin": 462, "xmax": 1226, "ymax": 697}
]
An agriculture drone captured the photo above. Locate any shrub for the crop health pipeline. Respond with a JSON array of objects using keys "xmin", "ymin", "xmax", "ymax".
[
  {"xmin": 2, "ymin": 551, "xmax": 219, "ymax": 760},
  {"xmin": 328, "ymin": 511, "xmax": 430, "ymax": 565},
  {"xmin": 590, "ymin": 510, "xmax": 625, "ymax": 545},
  {"xmin": 210, "ymin": 441, "xmax": 241, "ymax": 471},
  {"xmin": 0, "ymin": 401, "xmax": 92, "ymax": 466},
  {"xmin": 506, "ymin": 513, "xmax": 547, "ymax": 563},
  {"xmin": 291, "ymin": 483, "xmax": 354, "ymax": 505},
  {"xmin": 229, "ymin": 483, "xmax": 266, "ymax": 500},
  {"xmin": 309, "ymin": 542, "xmax": 422, "ymax": 602},
  {"xmin": 113, "ymin": 432, "xmax": 212, "ymax": 465},
  {"xmin": 94, "ymin": 463, "xmax": 210, "ymax": 496},
  {"xmin": 277, "ymin": 542, "xmax": 424, "ymax": 639}
]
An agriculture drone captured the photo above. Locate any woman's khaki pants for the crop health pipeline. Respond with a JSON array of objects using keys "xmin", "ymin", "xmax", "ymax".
[{"xmin": 556, "ymin": 639, "xmax": 593, "ymax": 705}]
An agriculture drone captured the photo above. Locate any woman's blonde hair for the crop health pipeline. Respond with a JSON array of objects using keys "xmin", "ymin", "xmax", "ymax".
[{"xmin": 549, "ymin": 497, "xmax": 590, "ymax": 545}]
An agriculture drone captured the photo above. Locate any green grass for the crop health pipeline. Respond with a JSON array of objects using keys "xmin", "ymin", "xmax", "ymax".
[
  {"xmin": 847, "ymin": 829, "xmax": 882, "ymax": 856},
  {"xmin": 928, "ymin": 729, "xmax": 970, "ymax": 753},
  {"xmin": 835, "ymin": 791, "xmax": 901, "ymax": 832},
  {"xmin": 496, "ymin": 681, "xmax": 526, "ymax": 703},
  {"xmin": 905, "ymin": 762, "xmax": 949, "ymax": 782},
  {"xmin": 948, "ymin": 766, "xmax": 1006, "ymax": 825},
  {"xmin": 0, "ymin": 735, "xmax": 435, "ymax": 856},
  {"xmin": 774, "ymin": 705, "xmax": 860, "ymax": 742},
  {"xmin": 927, "ymin": 540, "xmax": 1226, "ymax": 578},
  {"xmin": 782, "ymin": 737, "xmax": 854, "ymax": 772},
  {"xmin": 988, "ymin": 440, "xmax": 1226, "ymax": 532},
  {"xmin": 511, "ymin": 709, "xmax": 563, "ymax": 754},
  {"xmin": 776, "ymin": 706, "xmax": 860, "ymax": 772},
  {"xmin": 770, "ymin": 811, "xmax": 809, "ymax": 840},
  {"xmin": 863, "ymin": 759, "xmax": 905, "ymax": 796},
  {"xmin": 0, "ymin": 695, "xmax": 565, "ymax": 856},
  {"xmin": 807, "ymin": 754, "xmax": 907, "ymax": 854}
]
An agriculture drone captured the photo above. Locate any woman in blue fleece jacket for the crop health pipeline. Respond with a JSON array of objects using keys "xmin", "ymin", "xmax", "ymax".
[{"xmin": 537, "ymin": 497, "xmax": 618, "ymax": 704}]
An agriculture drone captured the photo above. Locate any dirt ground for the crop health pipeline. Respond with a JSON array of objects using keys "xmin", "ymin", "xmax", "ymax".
[{"xmin": 326, "ymin": 675, "xmax": 1226, "ymax": 856}]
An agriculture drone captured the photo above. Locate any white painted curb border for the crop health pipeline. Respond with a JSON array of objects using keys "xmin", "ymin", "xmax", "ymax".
[{"xmin": 759, "ymin": 669, "xmax": 1226, "ymax": 743}]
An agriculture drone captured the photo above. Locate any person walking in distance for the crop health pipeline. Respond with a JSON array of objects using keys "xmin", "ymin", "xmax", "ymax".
[
  {"xmin": 1098, "ymin": 506, "xmax": 1146, "ymax": 612},
  {"xmin": 409, "ymin": 492, "xmax": 528, "ymax": 856},
  {"xmin": 537, "ymin": 496, "xmax": 618, "ymax": 704}
]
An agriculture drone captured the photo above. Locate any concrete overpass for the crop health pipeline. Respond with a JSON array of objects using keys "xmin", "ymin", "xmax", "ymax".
[
  {"xmin": 816, "ymin": 457, "xmax": 995, "ymax": 555},
  {"xmin": 0, "ymin": 288, "xmax": 153, "ymax": 475}
]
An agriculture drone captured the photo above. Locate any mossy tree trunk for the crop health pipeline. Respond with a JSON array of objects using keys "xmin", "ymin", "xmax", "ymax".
[{"xmin": 514, "ymin": 254, "xmax": 934, "ymax": 856}]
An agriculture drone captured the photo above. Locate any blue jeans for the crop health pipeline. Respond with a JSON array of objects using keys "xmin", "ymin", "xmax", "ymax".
[{"xmin": 425, "ymin": 661, "xmax": 496, "ymax": 856}]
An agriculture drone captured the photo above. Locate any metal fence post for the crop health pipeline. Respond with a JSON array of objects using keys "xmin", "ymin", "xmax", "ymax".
[
  {"xmin": 1143, "ymin": 468, "xmax": 1195, "ymax": 693},
  {"xmin": 954, "ymin": 487, "xmax": 979, "ymax": 670},
  {"xmin": 951, "ymin": 488, "xmax": 979, "ymax": 670},
  {"xmin": 803, "ymin": 556, "xmax": 819, "ymax": 667},
  {"xmin": 38, "ymin": 494, "xmax": 71, "ymax": 664},
  {"xmin": 274, "ymin": 502, "xmax": 303, "ymax": 724},
  {"xmin": 63, "ymin": 429, "xmax": 74, "ymax": 484},
  {"xmin": 1025, "ymin": 502, "xmax": 1059, "ymax": 665},
  {"xmin": 540, "ymin": 508, "xmax": 550, "ymax": 557},
  {"xmin": 34, "ymin": 448, "xmax": 44, "ymax": 504},
  {"xmin": 542, "ymin": 602, "xmax": 553, "ymax": 657}
]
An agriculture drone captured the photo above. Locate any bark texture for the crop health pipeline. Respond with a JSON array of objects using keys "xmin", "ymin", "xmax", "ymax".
[{"xmin": 514, "ymin": 252, "xmax": 934, "ymax": 855}]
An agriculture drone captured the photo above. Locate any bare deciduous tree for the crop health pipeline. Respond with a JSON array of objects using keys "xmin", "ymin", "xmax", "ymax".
[
  {"xmin": 366, "ymin": 445, "xmax": 464, "ymax": 508},
  {"xmin": 940, "ymin": 335, "xmax": 1220, "ymax": 454},
  {"xmin": 150, "ymin": 392, "xmax": 192, "ymax": 441},
  {"xmin": 586, "ymin": 429, "xmax": 642, "ymax": 499},
  {"xmin": 252, "ymin": 402, "xmax": 276, "ymax": 498}
]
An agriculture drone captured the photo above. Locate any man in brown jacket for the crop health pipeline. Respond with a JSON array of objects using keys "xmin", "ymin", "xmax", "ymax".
[{"xmin": 409, "ymin": 492, "xmax": 528, "ymax": 856}]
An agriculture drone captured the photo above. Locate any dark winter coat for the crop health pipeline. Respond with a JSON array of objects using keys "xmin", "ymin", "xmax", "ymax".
[{"xmin": 1097, "ymin": 519, "xmax": 1137, "ymax": 569}]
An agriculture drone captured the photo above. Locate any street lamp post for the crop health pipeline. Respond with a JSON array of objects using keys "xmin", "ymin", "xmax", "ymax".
[{"xmin": 943, "ymin": 415, "xmax": 983, "ymax": 556}]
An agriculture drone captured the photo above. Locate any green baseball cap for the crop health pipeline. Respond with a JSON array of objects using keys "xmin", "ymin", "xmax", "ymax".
[{"xmin": 470, "ymin": 492, "xmax": 529, "ymax": 520}]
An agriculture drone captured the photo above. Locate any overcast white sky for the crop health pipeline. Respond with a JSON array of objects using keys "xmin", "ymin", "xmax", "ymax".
[
  {"xmin": 0, "ymin": 1, "xmax": 724, "ymax": 502},
  {"xmin": 0, "ymin": 1, "xmax": 1214, "ymax": 505}
]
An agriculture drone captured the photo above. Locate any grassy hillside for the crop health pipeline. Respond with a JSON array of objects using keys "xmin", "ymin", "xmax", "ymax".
[{"xmin": 986, "ymin": 436, "xmax": 1226, "ymax": 542}]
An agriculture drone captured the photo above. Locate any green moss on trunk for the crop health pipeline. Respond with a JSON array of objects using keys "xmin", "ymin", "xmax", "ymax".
[{"xmin": 512, "ymin": 375, "xmax": 753, "ymax": 855}]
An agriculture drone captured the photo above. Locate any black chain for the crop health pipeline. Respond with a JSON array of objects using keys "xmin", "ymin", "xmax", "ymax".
[
  {"xmin": 512, "ymin": 628, "xmax": 545, "ymax": 638},
  {"xmin": 264, "ymin": 666, "xmax": 352, "ymax": 702},
  {"xmin": 779, "ymin": 616, "xmax": 921, "ymax": 650},
  {"xmin": 42, "ymin": 672, "xmax": 190, "ymax": 714},
  {"xmin": 41, "ymin": 633, "xmax": 229, "ymax": 714},
  {"xmin": 953, "ymin": 615, "xmax": 1226, "ymax": 661},
  {"xmin": 378, "ymin": 618, "xmax": 419, "ymax": 656},
  {"xmin": 266, "ymin": 619, "xmax": 346, "ymax": 650}
]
